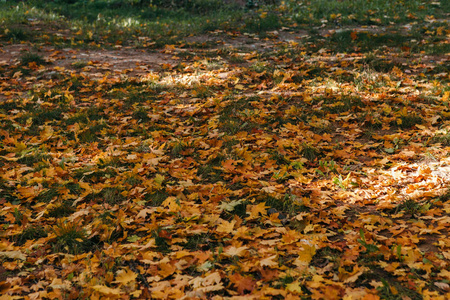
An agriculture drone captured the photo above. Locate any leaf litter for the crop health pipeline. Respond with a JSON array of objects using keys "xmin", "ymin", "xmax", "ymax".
[{"xmin": 0, "ymin": 18, "xmax": 450, "ymax": 300}]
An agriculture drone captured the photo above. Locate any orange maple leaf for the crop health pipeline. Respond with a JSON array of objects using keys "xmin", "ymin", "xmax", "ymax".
[{"xmin": 229, "ymin": 273, "xmax": 256, "ymax": 294}]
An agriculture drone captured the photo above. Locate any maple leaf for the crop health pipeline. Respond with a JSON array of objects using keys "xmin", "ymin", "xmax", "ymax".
[
  {"xmin": 246, "ymin": 202, "xmax": 268, "ymax": 220},
  {"xmin": 92, "ymin": 285, "xmax": 122, "ymax": 295},
  {"xmin": 216, "ymin": 219, "xmax": 236, "ymax": 234},
  {"xmin": 114, "ymin": 267, "xmax": 137, "ymax": 284},
  {"xmin": 0, "ymin": 251, "xmax": 26, "ymax": 261},
  {"xmin": 224, "ymin": 246, "xmax": 248, "ymax": 257},
  {"xmin": 228, "ymin": 273, "xmax": 256, "ymax": 294},
  {"xmin": 259, "ymin": 255, "xmax": 278, "ymax": 268}
]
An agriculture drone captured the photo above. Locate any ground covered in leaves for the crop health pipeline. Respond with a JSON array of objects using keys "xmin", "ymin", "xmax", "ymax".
[{"xmin": 1, "ymin": 6, "xmax": 450, "ymax": 300}]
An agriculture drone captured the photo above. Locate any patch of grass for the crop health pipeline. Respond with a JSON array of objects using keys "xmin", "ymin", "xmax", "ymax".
[
  {"xmin": 132, "ymin": 107, "xmax": 150, "ymax": 122},
  {"xmin": 395, "ymin": 114, "xmax": 423, "ymax": 129},
  {"xmin": 12, "ymin": 225, "xmax": 48, "ymax": 246},
  {"xmin": 152, "ymin": 228, "xmax": 171, "ymax": 253},
  {"xmin": 83, "ymin": 186, "xmax": 126, "ymax": 205},
  {"xmin": 169, "ymin": 139, "xmax": 188, "ymax": 157},
  {"xmin": 17, "ymin": 150, "xmax": 51, "ymax": 167},
  {"xmin": 65, "ymin": 107, "xmax": 105, "ymax": 125},
  {"xmin": 300, "ymin": 143, "xmax": 320, "ymax": 162},
  {"xmin": 361, "ymin": 53, "xmax": 401, "ymax": 73},
  {"xmin": 191, "ymin": 84, "xmax": 213, "ymax": 99},
  {"xmin": 77, "ymin": 123, "xmax": 107, "ymax": 143},
  {"xmin": 260, "ymin": 193, "xmax": 304, "ymax": 216},
  {"xmin": 269, "ymin": 150, "xmax": 290, "ymax": 166},
  {"xmin": 197, "ymin": 154, "xmax": 226, "ymax": 183},
  {"xmin": 101, "ymin": 187, "xmax": 126, "ymax": 205},
  {"xmin": 431, "ymin": 131, "xmax": 450, "ymax": 146},
  {"xmin": 394, "ymin": 199, "xmax": 430, "ymax": 217},
  {"xmin": 2, "ymin": 27, "xmax": 32, "ymax": 42},
  {"xmin": 124, "ymin": 175, "xmax": 142, "ymax": 186},
  {"xmin": 322, "ymin": 95, "xmax": 363, "ymax": 114},
  {"xmin": 65, "ymin": 182, "xmax": 82, "ymax": 195},
  {"xmin": 36, "ymin": 188, "xmax": 59, "ymax": 203},
  {"xmin": 377, "ymin": 277, "xmax": 422, "ymax": 300},
  {"xmin": 245, "ymin": 12, "xmax": 281, "ymax": 34},
  {"xmin": 123, "ymin": 91, "xmax": 151, "ymax": 106},
  {"xmin": 184, "ymin": 233, "xmax": 212, "ymax": 251},
  {"xmin": 219, "ymin": 96, "xmax": 260, "ymax": 134},
  {"xmin": 329, "ymin": 31, "xmax": 410, "ymax": 53},
  {"xmin": 287, "ymin": 0, "xmax": 443, "ymax": 26},
  {"xmin": 71, "ymin": 60, "xmax": 87, "ymax": 69},
  {"xmin": 52, "ymin": 220, "xmax": 91, "ymax": 254},
  {"xmin": 0, "ymin": 179, "xmax": 20, "ymax": 204},
  {"xmin": 73, "ymin": 165, "xmax": 118, "ymax": 182},
  {"xmin": 20, "ymin": 52, "xmax": 47, "ymax": 66},
  {"xmin": 145, "ymin": 189, "xmax": 169, "ymax": 207},
  {"xmin": 47, "ymin": 202, "xmax": 76, "ymax": 218}
]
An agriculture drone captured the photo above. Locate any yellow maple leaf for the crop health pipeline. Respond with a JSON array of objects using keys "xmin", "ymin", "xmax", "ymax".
[
  {"xmin": 247, "ymin": 202, "xmax": 268, "ymax": 219},
  {"xmin": 92, "ymin": 285, "xmax": 121, "ymax": 295},
  {"xmin": 0, "ymin": 250, "xmax": 26, "ymax": 260},
  {"xmin": 17, "ymin": 186, "xmax": 38, "ymax": 199},
  {"xmin": 286, "ymin": 281, "xmax": 302, "ymax": 294},
  {"xmin": 40, "ymin": 125, "xmax": 54, "ymax": 141},
  {"xmin": 259, "ymin": 255, "xmax": 278, "ymax": 268},
  {"xmin": 224, "ymin": 246, "xmax": 248, "ymax": 257},
  {"xmin": 216, "ymin": 219, "xmax": 236, "ymax": 234},
  {"xmin": 114, "ymin": 267, "xmax": 137, "ymax": 285},
  {"xmin": 293, "ymin": 243, "xmax": 316, "ymax": 268}
]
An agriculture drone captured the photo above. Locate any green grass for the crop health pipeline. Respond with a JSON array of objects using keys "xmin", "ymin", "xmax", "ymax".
[
  {"xmin": 20, "ymin": 52, "xmax": 47, "ymax": 66},
  {"xmin": 3, "ymin": 27, "xmax": 33, "ymax": 42},
  {"xmin": 12, "ymin": 225, "xmax": 48, "ymax": 246},
  {"xmin": 1, "ymin": 0, "xmax": 445, "ymax": 48},
  {"xmin": 287, "ymin": 0, "xmax": 448, "ymax": 26},
  {"xmin": 145, "ymin": 189, "xmax": 169, "ymax": 207},
  {"xmin": 52, "ymin": 220, "xmax": 92, "ymax": 254}
]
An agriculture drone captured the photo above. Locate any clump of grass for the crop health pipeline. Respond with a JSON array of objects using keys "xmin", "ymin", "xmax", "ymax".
[
  {"xmin": 197, "ymin": 154, "xmax": 226, "ymax": 183},
  {"xmin": 218, "ymin": 96, "xmax": 260, "ymax": 134},
  {"xmin": 36, "ymin": 188, "xmax": 59, "ymax": 203},
  {"xmin": 192, "ymin": 84, "xmax": 212, "ymax": 99},
  {"xmin": 65, "ymin": 107, "xmax": 104, "ymax": 125},
  {"xmin": 169, "ymin": 139, "xmax": 187, "ymax": 157},
  {"xmin": 132, "ymin": 107, "xmax": 150, "ymax": 122},
  {"xmin": 101, "ymin": 187, "xmax": 126, "ymax": 205},
  {"xmin": 47, "ymin": 202, "xmax": 76, "ymax": 218},
  {"xmin": 17, "ymin": 150, "xmax": 51, "ymax": 167},
  {"xmin": 3, "ymin": 27, "xmax": 32, "ymax": 42},
  {"xmin": 395, "ymin": 114, "xmax": 423, "ymax": 129},
  {"xmin": 394, "ymin": 199, "xmax": 430, "ymax": 217},
  {"xmin": 0, "ymin": 178, "xmax": 20, "ymax": 204},
  {"xmin": 78, "ymin": 123, "xmax": 107, "ymax": 143},
  {"xmin": 322, "ymin": 95, "xmax": 363, "ymax": 113},
  {"xmin": 361, "ymin": 53, "xmax": 401, "ymax": 73},
  {"xmin": 145, "ymin": 189, "xmax": 169, "ymax": 207},
  {"xmin": 184, "ymin": 233, "xmax": 212, "ymax": 251},
  {"xmin": 12, "ymin": 225, "xmax": 48, "ymax": 246},
  {"xmin": 431, "ymin": 131, "xmax": 450, "ymax": 146},
  {"xmin": 300, "ymin": 143, "xmax": 320, "ymax": 162},
  {"xmin": 71, "ymin": 60, "xmax": 87, "ymax": 69},
  {"xmin": 260, "ymin": 193, "xmax": 304, "ymax": 216},
  {"xmin": 52, "ymin": 220, "xmax": 90, "ymax": 254},
  {"xmin": 245, "ymin": 12, "xmax": 281, "ymax": 34},
  {"xmin": 20, "ymin": 52, "xmax": 47, "ymax": 66},
  {"xmin": 152, "ymin": 228, "xmax": 171, "ymax": 253},
  {"xmin": 124, "ymin": 175, "xmax": 142, "ymax": 186}
]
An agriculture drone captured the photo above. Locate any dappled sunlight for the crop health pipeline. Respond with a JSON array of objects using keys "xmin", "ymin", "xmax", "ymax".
[{"xmin": 1, "ymin": 0, "xmax": 449, "ymax": 298}]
